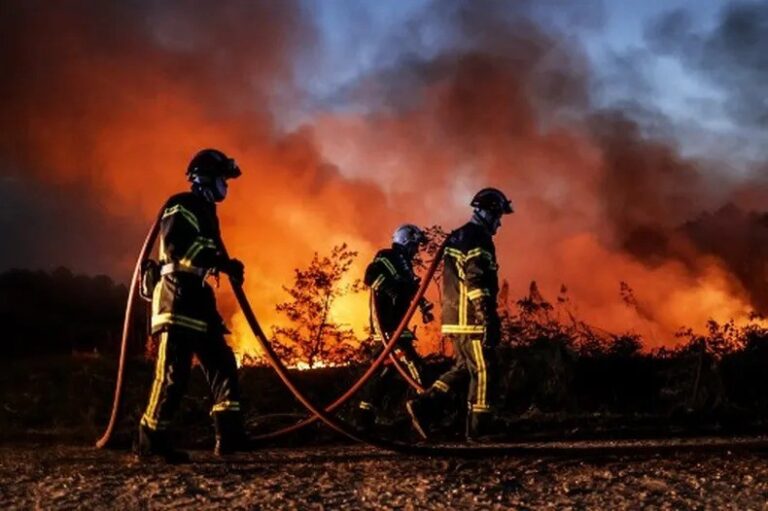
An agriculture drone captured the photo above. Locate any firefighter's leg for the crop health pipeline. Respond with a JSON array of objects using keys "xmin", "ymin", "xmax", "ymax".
[
  {"xmin": 355, "ymin": 363, "xmax": 393, "ymax": 432},
  {"xmin": 397, "ymin": 340, "xmax": 426, "ymax": 388},
  {"xmin": 464, "ymin": 337, "xmax": 501, "ymax": 440},
  {"xmin": 406, "ymin": 336, "xmax": 468, "ymax": 439},
  {"xmin": 196, "ymin": 332, "xmax": 245, "ymax": 454},
  {"xmin": 138, "ymin": 330, "xmax": 193, "ymax": 463}
]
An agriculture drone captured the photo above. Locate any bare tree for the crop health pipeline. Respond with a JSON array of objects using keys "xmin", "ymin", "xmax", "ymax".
[{"xmin": 271, "ymin": 244, "xmax": 364, "ymax": 368}]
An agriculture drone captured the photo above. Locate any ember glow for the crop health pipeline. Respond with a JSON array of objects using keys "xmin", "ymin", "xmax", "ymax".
[{"xmin": 2, "ymin": 1, "xmax": 768, "ymax": 358}]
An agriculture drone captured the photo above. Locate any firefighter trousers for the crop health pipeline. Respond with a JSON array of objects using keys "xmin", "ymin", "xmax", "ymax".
[
  {"xmin": 141, "ymin": 327, "xmax": 241, "ymax": 431},
  {"xmin": 424, "ymin": 334, "xmax": 497, "ymax": 415},
  {"xmin": 359, "ymin": 338, "xmax": 424, "ymax": 412}
]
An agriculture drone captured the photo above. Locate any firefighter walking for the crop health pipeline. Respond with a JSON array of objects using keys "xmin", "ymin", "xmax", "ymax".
[
  {"xmin": 355, "ymin": 224, "xmax": 435, "ymax": 431},
  {"xmin": 406, "ymin": 188, "xmax": 513, "ymax": 441},
  {"xmin": 137, "ymin": 148, "xmax": 248, "ymax": 462}
]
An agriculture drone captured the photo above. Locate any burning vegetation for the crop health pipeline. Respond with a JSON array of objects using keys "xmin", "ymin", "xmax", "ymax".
[{"xmin": 1, "ymin": 1, "xmax": 768, "ymax": 358}]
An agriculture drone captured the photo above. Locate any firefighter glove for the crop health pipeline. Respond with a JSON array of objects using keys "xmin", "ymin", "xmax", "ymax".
[
  {"xmin": 472, "ymin": 296, "xmax": 500, "ymax": 347},
  {"xmin": 222, "ymin": 258, "xmax": 245, "ymax": 286},
  {"xmin": 419, "ymin": 298, "xmax": 435, "ymax": 324}
]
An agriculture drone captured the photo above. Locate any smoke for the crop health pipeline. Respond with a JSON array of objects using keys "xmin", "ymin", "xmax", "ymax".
[
  {"xmin": 646, "ymin": 2, "xmax": 768, "ymax": 130},
  {"xmin": 1, "ymin": 1, "xmax": 767, "ymax": 353}
]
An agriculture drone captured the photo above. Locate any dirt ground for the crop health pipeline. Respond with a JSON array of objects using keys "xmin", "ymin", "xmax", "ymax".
[{"xmin": 3, "ymin": 439, "xmax": 768, "ymax": 510}]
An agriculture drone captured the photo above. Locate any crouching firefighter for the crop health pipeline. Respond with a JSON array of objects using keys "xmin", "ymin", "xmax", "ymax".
[
  {"xmin": 137, "ymin": 148, "xmax": 248, "ymax": 462},
  {"xmin": 406, "ymin": 188, "xmax": 513, "ymax": 441},
  {"xmin": 355, "ymin": 224, "xmax": 435, "ymax": 432}
]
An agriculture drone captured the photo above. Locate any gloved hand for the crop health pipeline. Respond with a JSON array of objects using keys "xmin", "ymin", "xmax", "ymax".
[
  {"xmin": 472, "ymin": 296, "xmax": 500, "ymax": 348},
  {"xmin": 222, "ymin": 258, "xmax": 245, "ymax": 286},
  {"xmin": 483, "ymin": 315, "xmax": 501, "ymax": 348},
  {"xmin": 418, "ymin": 298, "xmax": 435, "ymax": 324}
]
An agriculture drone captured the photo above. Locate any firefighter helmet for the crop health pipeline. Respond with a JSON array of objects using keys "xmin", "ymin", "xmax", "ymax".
[
  {"xmin": 470, "ymin": 187, "xmax": 513, "ymax": 214},
  {"xmin": 186, "ymin": 148, "xmax": 241, "ymax": 182},
  {"xmin": 392, "ymin": 224, "xmax": 426, "ymax": 247}
]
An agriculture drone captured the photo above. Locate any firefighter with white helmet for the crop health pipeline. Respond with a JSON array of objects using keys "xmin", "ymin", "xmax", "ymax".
[{"xmin": 355, "ymin": 223, "xmax": 434, "ymax": 431}]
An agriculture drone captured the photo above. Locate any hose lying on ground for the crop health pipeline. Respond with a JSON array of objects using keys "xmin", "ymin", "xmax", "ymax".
[
  {"xmin": 249, "ymin": 245, "xmax": 441, "ymax": 441},
  {"xmin": 95, "ymin": 214, "xmax": 432, "ymax": 447}
]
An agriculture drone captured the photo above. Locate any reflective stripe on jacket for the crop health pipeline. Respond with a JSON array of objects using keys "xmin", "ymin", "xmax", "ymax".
[
  {"xmin": 441, "ymin": 222, "xmax": 500, "ymax": 335},
  {"xmin": 151, "ymin": 192, "xmax": 226, "ymax": 334},
  {"xmin": 364, "ymin": 246, "xmax": 417, "ymax": 341}
]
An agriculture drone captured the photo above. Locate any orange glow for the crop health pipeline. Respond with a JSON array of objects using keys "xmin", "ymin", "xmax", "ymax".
[{"xmin": 3, "ymin": 2, "xmax": 766, "ymax": 365}]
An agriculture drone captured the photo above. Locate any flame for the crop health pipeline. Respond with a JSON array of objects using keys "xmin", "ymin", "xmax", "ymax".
[{"xmin": 2, "ymin": 2, "xmax": 768, "ymax": 365}]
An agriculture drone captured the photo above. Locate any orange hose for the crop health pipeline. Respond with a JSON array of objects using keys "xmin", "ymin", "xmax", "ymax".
[{"xmin": 95, "ymin": 216, "xmax": 161, "ymax": 448}]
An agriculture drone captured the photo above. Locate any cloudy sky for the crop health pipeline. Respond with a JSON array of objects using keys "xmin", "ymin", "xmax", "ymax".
[{"xmin": 2, "ymin": 1, "xmax": 766, "ymax": 347}]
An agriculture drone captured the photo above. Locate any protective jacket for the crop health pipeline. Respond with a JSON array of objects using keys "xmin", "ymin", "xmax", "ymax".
[
  {"xmin": 364, "ymin": 245, "xmax": 419, "ymax": 341},
  {"xmin": 441, "ymin": 221, "xmax": 500, "ymax": 336},
  {"xmin": 151, "ymin": 192, "xmax": 227, "ymax": 335}
]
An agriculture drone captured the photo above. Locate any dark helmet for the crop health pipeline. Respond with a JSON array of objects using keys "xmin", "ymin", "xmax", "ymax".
[
  {"xmin": 470, "ymin": 187, "xmax": 513, "ymax": 214},
  {"xmin": 186, "ymin": 148, "xmax": 241, "ymax": 182}
]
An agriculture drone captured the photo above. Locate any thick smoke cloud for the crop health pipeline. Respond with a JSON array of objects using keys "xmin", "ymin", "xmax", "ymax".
[
  {"xmin": 2, "ymin": 0, "xmax": 768, "ymax": 353},
  {"xmin": 645, "ymin": 1, "xmax": 768, "ymax": 130}
]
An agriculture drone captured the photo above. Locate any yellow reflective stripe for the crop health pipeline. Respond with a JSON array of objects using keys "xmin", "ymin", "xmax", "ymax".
[
  {"xmin": 163, "ymin": 204, "xmax": 200, "ymax": 232},
  {"xmin": 466, "ymin": 247, "xmax": 493, "ymax": 261},
  {"xmin": 405, "ymin": 358, "xmax": 422, "ymax": 385},
  {"xmin": 433, "ymin": 380, "xmax": 450, "ymax": 393},
  {"xmin": 180, "ymin": 241, "xmax": 204, "ymax": 266},
  {"xmin": 444, "ymin": 247, "xmax": 465, "ymax": 261},
  {"xmin": 143, "ymin": 332, "xmax": 168, "ymax": 429},
  {"xmin": 211, "ymin": 400, "xmax": 241, "ymax": 413},
  {"xmin": 376, "ymin": 256, "xmax": 398, "ymax": 276},
  {"xmin": 467, "ymin": 288, "xmax": 491, "ymax": 301},
  {"xmin": 359, "ymin": 401, "xmax": 374, "ymax": 410},
  {"xmin": 370, "ymin": 293, "xmax": 386, "ymax": 344},
  {"xmin": 441, "ymin": 324, "xmax": 485, "ymax": 334},
  {"xmin": 472, "ymin": 339, "xmax": 487, "ymax": 409},
  {"xmin": 371, "ymin": 274, "xmax": 385, "ymax": 290},
  {"xmin": 152, "ymin": 313, "xmax": 208, "ymax": 332},
  {"xmin": 179, "ymin": 237, "xmax": 217, "ymax": 266},
  {"xmin": 375, "ymin": 257, "xmax": 397, "ymax": 275},
  {"xmin": 471, "ymin": 404, "xmax": 491, "ymax": 413},
  {"xmin": 151, "ymin": 277, "xmax": 162, "ymax": 315},
  {"xmin": 459, "ymin": 280, "xmax": 467, "ymax": 325},
  {"xmin": 140, "ymin": 415, "xmax": 170, "ymax": 430}
]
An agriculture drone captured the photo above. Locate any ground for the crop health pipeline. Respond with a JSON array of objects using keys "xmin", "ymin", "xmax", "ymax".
[{"xmin": 3, "ymin": 439, "xmax": 768, "ymax": 510}]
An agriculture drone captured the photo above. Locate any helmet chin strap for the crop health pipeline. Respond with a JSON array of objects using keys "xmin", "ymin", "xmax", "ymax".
[
  {"xmin": 472, "ymin": 209, "xmax": 501, "ymax": 235},
  {"xmin": 192, "ymin": 177, "xmax": 225, "ymax": 203}
]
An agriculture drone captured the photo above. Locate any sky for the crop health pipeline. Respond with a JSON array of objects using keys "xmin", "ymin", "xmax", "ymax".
[
  {"xmin": 2, "ymin": 0, "xmax": 768, "ymax": 351},
  {"xmin": 299, "ymin": 0, "xmax": 750, "ymax": 162}
]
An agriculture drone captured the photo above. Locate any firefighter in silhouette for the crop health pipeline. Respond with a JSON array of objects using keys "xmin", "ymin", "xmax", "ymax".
[
  {"xmin": 355, "ymin": 224, "xmax": 435, "ymax": 432},
  {"xmin": 406, "ymin": 188, "xmax": 513, "ymax": 441},
  {"xmin": 137, "ymin": 148, "xmax": 247, "ymax": 462}
]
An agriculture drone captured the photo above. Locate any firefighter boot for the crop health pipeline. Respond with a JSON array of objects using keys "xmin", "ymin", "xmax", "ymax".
[
  {"xmin": 213, "ymin": 411, "xmax": 250, "ymax": 456},
  {"xmin": 466, "ymin": 411, "xmax": 506, "ymax": 443},
  {"xmin": 406, "ymin": 397, "xmax": 435, "ymax": 440},
  {"xmin": 136, "ymin": 424, "xmax": 190, "ymax": 464},
  {"xmin": 354, "ymin": 403, "xmax": 376, "ymax": 433}
]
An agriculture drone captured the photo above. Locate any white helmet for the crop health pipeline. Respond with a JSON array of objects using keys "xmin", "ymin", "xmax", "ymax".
[{"xmin": 392, "ymin": 224, "xmax": 426, "ymax": 248}]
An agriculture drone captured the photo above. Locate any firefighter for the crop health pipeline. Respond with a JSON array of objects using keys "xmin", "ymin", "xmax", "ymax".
[
  {"xmin": 355, "ymin": 224, "xmax": 435, "ymax": 432},
  {"xmin": 406, "ymin": 188, "xmax": 513, "ymax": 441},
  {"xmin": 137, "ymin": 148, "xmax": 247, "ymax": 463}
]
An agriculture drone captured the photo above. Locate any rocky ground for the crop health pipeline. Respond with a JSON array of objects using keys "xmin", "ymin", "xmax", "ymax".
[{"xmin": 3, "ymin": 439, "xmax": 768, "ymax": 510}]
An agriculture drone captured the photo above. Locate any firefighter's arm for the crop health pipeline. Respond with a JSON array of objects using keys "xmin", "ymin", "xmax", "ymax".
[
  {"xmin": 465, "ymin": 248, "xmax": 500, "ymax": 347},
  {"xmin": 365, "ymin": 259, "xmax": 399, "ymax": 301},
  {"xmin": 161, "ymin": 203, "xmax": 242, "ymax": 281},
  {"xmin": 160, "ymin": 204, "xmax": 215, "ymax": 266}
]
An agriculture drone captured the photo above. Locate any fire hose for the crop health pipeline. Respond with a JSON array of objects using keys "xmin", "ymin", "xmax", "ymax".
[
  {"xmin": 96, "ymin": 215, "xmax": 768, "ymax": 457},
  {"xmin": 95, "ymin": 213, "xmax": 161, "ymax": 449},
  {"xmin": 95, "ymin": 215, "xmax": 429, "ymax": 448}
]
